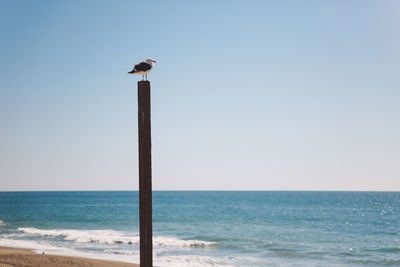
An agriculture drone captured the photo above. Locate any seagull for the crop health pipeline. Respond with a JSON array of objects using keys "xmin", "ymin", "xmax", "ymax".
[{"xmin": 128, "ymin": 58, "xmax": 157, "ymax": 80}]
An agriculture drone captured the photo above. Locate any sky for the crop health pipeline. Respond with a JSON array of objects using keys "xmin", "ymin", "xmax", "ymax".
[{"xmin": 0, "ymin": 0, "xmax": 399, "ymax": 191}]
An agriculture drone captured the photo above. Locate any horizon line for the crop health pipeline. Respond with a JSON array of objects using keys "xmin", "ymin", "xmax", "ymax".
[{"xmin": 1, "ymin": 189, "xmax": 399, "ymax": 193}]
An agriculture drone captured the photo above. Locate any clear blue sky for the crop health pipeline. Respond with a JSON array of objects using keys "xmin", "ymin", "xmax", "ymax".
[{"xmin": 1, "ymin": 0, "xmax": 399, "ymax": 191}]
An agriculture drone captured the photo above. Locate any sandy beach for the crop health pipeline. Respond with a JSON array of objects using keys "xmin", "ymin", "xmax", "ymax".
[{"xmin": 0, "ymin": 247, "xmax": 139, "ymax": 267}]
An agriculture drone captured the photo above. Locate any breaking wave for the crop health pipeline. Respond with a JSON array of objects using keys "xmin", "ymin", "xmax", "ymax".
[{"xmin": 17, "ymin": 227, "xmax": 215, "ymax": 248}]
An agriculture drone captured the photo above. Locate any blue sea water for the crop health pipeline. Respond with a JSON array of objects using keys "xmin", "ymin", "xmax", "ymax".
[{"xmin": 0, "ymin": 191, "xmax": 399, "ymax": 266}]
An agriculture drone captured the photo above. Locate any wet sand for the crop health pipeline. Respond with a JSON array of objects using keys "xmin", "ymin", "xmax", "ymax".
[{"xmin": 0, "ymin": 247, "xmax": 139, "ymax": 267}]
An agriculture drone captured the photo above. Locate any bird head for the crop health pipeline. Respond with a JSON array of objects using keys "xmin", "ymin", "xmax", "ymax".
[{"xmin": 146, "ymin": 58, "xmax": 157, "ymax": 63}]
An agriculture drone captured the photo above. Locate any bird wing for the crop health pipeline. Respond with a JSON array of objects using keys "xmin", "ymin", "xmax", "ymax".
[{"xmin": 134, "ymin": 62, "xmax": 152, "ymax": 72}]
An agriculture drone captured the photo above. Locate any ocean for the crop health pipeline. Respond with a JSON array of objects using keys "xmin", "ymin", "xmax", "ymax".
[{"xmin": 0, "ymin": 191, "xmax": 399, "ymax": 266}]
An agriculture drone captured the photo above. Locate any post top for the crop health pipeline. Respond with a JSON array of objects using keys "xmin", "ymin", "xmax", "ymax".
[{"xmin": 138, "ymin": 80, "xmax": 151, "ymax": 85}]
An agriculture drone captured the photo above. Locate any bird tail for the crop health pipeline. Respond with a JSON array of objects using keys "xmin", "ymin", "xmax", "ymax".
[{"xmin": 128, "ymin": 70, "xmax": 136, "ymax": 74}]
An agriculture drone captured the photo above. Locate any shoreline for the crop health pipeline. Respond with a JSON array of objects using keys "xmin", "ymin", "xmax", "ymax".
[{"xmin": 0, "ymin": 246, "xmax": 139, "ymax": 267}]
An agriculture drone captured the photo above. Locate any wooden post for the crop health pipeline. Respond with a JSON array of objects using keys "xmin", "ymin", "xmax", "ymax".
[{"xmin": 138, "ymin": 80, "xmax": 152, "ymax": 267}]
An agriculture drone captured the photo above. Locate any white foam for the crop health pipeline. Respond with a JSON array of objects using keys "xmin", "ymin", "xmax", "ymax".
[
  {"xmin": 154, "ymin": 236, "xmax": 215, "ymax": 248},
  {"xmin": 154, "ymin": 254, "xmax": 244, "ymax": 267},
  {"xmin": 0, "ymin": 238, "xmax": 68, "ymax": 252},
  {"xmin": 105, "ymin": 250, "xmax": 238, "ymax": 267},
  {"xmin": 18, "ymin": 227, "xmax": 136, "ymax": 244},
  {"xmin": 17, "ymin": 227, "xmax": 215, "ymax": 247},
  {"xmin": 0, "ymin": 238, "xmax": 229, "ymax": 267},
  {"xmin": 0, "ymin": 236, "xmax": 246, "ymax": 267},
  {"xmin": 0, "ymin": 220, "xmax": 6, "ymax": 226},
  {"xmin": 30, "ymin": 248, "xmax": 237, "ymax": 267}
]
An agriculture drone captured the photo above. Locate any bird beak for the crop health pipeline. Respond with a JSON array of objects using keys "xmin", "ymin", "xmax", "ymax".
[{"xmin": 152, "ymin": 60, "xmax": 157, "ymax": 63}]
